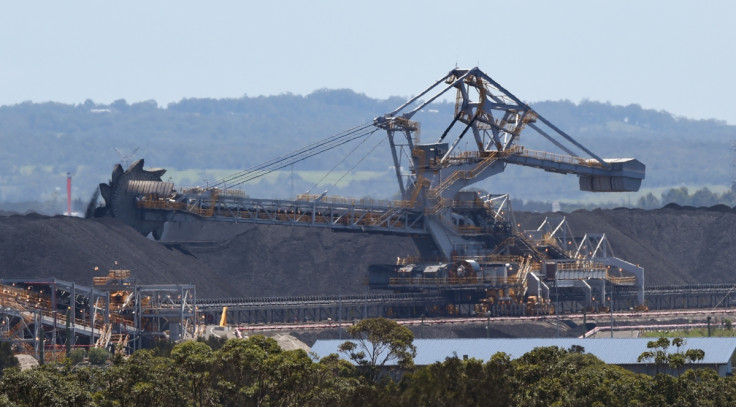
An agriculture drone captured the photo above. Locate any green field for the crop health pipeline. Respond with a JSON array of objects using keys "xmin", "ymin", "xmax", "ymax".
[
  {"xmin": 163, "ymin": 168, "xmax": 387, "ymax": 189},
  {"xmin": 642, "ymin": 328, "xmax": 736, "ymax": 338}
]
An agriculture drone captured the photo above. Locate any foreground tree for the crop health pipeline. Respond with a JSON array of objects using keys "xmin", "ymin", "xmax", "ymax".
[
  {"xmin": 0, "ymin": 342, "xmax": 17, "ymax": 375},
  {"xmin": 510, "ymin": 346, "xmax": 648, "ymax": 407},
  {"xmin": 399, "ymin": 353, "xmax": 515, "ymax": 407},
  {"xmin": 0, "ymin": 365, "xmax": 94, "ymax": 406},
  {"xmin": 87, "ymin": 347, "xmax": 111, "ymax": 366},
  {"xmin": 213, "ymin": 335, "xmax": 337, "ymax": 406},
  {"xmin": 171, "ymin": 340, "xmax": 215, "ymax": 407},
  {"xmin": 94, "ymin": 349, "xmax": 186, "ymax": 406},
  {"xmin": 339, "ymin": 317, "xmax": 416, "ymax": 381},
  {"xmin": 4, "ymin": 337, "xmax": 736, "ymax": 406},
  {"xmin": 310, "ymin": 354, "xmax": 371, "ymax": 406},
  {"xmin": 637, "ymin": 337, "xmax": 705, "ymax": 376}
]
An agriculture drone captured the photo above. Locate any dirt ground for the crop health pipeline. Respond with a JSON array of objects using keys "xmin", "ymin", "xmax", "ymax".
[{"xmin": 0, "ymin": 204, "xmax": 734, "ymax": 298}]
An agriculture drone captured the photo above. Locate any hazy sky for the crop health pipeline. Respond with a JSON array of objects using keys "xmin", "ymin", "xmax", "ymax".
[{"xmin": 2, "ymin": 1, "xmax": 735, "ymax": 123}]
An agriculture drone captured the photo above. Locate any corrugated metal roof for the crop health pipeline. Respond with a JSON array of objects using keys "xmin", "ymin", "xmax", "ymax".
[
  {"xmin": 311, "ymin": 337, "xmax": 736, "ymax": 366},
  {"xmin": 398, "ymin": 265, "xmax": 414, "ymax": 273},
  {"xmin": 126, "ymin": 180, "xmax": 174, "ymax": 196},
  {"xmin": 423, "ymin": 265, "xmax": 444, "ymax": 273}
]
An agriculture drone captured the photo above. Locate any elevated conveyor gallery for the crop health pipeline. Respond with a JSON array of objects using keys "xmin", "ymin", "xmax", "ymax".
[{"xmin": 0, "ymin": 270, "xmax": 199, "ymax": 362}]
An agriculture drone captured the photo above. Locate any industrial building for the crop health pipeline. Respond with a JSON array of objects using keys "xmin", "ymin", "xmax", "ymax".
[{"xmin": 311, "ymin": 337, "xmax": 736, "ymax": 377}]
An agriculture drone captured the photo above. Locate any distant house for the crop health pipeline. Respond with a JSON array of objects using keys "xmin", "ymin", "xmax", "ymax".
[{"xmin": 311, "ymin": 337, "xmax": 736, "ymax": 377}]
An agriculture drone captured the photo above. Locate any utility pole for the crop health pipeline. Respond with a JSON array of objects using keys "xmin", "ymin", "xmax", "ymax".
[
  {"xmin": 39, "ymin": 335, "xmax": 45, "ymax": 366},
  {"xmin": 65, "ymin": 308, "xmax": 71, "ymax": 357},
  {"xmin": 555, "ymin": 270, "xmax": 559, "ymax": 338},
  {"xmin": 66, "ymin": 172, "xmax": 72, "ymax": 216},
  {"xmin": 609, "ymin": 295, "xmax": 614, "ymax": 338}
]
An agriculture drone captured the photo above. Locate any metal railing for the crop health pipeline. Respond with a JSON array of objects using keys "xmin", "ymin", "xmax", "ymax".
[
  {"xmin": 389, "ymin": 275, "xmax": 526, "ymax": 286},
  {"xmin": 510, "ymin": 146, "xmax": 606, "ymax": 169},
  {"xmin": 296, "ymin": 194, "xmax": 414, "ymax": 208},
  {"xmin": 607, "ymin": 276, "xmax": 638, "ymax": 285}
]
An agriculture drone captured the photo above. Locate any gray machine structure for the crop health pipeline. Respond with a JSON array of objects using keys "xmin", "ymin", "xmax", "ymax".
[
  {"xmin": 98, "ymin": 67, "xmax": 646, "ymax": 315},
  {"xmin": 0, "ymin": 273, "xmax": 198, "ymax": 360}
]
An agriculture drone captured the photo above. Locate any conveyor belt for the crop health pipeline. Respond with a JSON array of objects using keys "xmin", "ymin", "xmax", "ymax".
[{"xmin": 194, "ymin": 292, "xmax": 444, "ymax": 311}]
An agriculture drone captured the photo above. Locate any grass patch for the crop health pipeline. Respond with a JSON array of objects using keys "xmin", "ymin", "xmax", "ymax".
[
  {"xmin": 163, "ymin": 169, "xmax": 387, "ymax": 188},
  {"xmin": 642, "ymin": 328, "xmax": 736, "ymax": 338}
]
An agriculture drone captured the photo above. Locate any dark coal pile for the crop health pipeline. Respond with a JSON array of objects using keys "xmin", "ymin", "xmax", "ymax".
[
  {"xmin": 0, "ymin": 214, "xmax": 232, "ymax": 297},
  {"xmin": 515, "ymin": 204, "xmax": 736, "ymax": 285},
  {"xmin": 159, "ymin": 221, "xmax": 439, "ymax": 297},
  {"xmin": 1, "ymin": 205, "xmax": 735, "ymax": 298}
]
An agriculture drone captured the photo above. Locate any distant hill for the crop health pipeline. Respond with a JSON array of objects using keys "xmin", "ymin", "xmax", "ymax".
[{"xmin": 1, "ymin": 91, "xmax": 734, "ymax": 212}]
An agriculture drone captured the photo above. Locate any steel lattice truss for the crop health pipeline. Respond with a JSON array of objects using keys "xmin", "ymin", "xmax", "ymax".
[{"xmin": 374, "ymin": 67, "xmax": 644, "ymax": 201}]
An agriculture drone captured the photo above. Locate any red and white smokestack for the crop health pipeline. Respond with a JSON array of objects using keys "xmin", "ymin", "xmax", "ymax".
[{"xmin": 66, "ymin": 172, "xmax": 72, "ymax": 216}]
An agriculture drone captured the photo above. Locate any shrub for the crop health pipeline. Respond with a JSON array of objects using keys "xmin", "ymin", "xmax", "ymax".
[
  {"xmin": 68, "ymin": 348, "xmax": 86, "ymax": 365},
  {"xmin": 87, "ymin": 348, "xmax": 110, "ymax": 366}
]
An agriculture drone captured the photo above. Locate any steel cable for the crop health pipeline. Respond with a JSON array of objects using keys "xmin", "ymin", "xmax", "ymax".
[
  {"xmin": 304, "ymin": 128, "xmax": 380, "ymax": 194},
  {"xmin": 211, "ymin": 122, "xmax": 375, "ymax": 188},
  {"xmin": 330, "ymin": 132, "xmax": 385, "ymax": 188},
  {"xmin": 225, "ymin": 127, "xmax": 378, "ymax": 188}
]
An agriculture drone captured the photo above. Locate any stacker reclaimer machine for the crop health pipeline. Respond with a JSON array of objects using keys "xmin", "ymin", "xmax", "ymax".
[{"xmin": 97, "ymin": 67, "xmax": 646, "ymax": 316}]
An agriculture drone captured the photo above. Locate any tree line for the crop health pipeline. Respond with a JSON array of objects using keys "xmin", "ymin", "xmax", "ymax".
[
  {"xmin": 0, "ymin": 320, "xmax": 733, "ymax": 406},
  {"xmin": 0, "ymin": 91, "xmax": 734, "ymax": 210},
  {"xmin": 512, "ymin": 185, "xmax": 736, "ymax": 212}
]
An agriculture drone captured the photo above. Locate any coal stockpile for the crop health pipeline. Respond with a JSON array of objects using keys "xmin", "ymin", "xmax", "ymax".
[
  {"xmin": 0, "ymin": 214, "xmax": 231, "ymax": 297},
  {"xmin": 1, "ymin": 205, "xmax": 735, "ymax": 297},
  {"xmin": 514, "ymin": 204, "xmax": 736, "ymax": 285}
]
